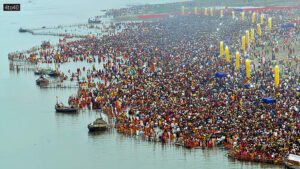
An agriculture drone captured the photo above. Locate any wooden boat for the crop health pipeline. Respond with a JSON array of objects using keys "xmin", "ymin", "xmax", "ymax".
[
  {"xmin": 46, "ymin": 70, "xmax": 60, "ymax": 77},
  {"xmin": 19, "ymin": 28, "xmax": 33, "ymax": 33},
  {"xmin": 284, "ymin": 162, "xmax": 300, "ymax": 169},
  {"xmin": 55, "ymin": 104, "xmax": 77, "ymax": 113},
  {"xmin": 35, "ymin": 68, "xmax": 60, "ymax": 77},
  {"xmin": 88, "ymin": 118, "xmax": 108, "ymax": 131},
  {"xmin": 19, "ymin": 28, "xmax": 27, "ymax": 32},
  {"xmin": 34, "ymin": 68, "xmax": 44, "ymax": 75},
  {"xmin": 88, "ymin": 18, "xmax": 101, "ymax": 24},
  {"xmin": 227, "ymin": 152, "xmax": 284, "ymax": 165},
  {"xmin": 36, "ymin": 76, "xmax": 49, "ymax": 86}
]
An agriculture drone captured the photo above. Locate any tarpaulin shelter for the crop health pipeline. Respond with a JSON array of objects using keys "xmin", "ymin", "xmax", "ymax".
[
  {"xmin": 245, "ymin": 83, "xmax": 251, "ymax": 89},
  {"xmin": 215, "ymin": 73, "xmax": 227, "ymax": 78},
  {"xmin": 262, "ymin": 97, "xmax": 275, "ymax": 104},
  {"xmin": 281, "ymin": 24, "xmax": 294, "ymax": 28}
]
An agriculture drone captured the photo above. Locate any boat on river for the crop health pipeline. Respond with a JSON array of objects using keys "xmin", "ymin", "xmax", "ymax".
[
  {"xmin": 88, "ymin": 18, "xmax": 101, "ymax": 24},
  {"xmin": 88, "ymin": 118, "xmax": 108, "ymax": 131},
  {"xmin": 19, "ymin": 28, "xmax": 33, "ymax": 33},
  {"xmin": 34, "ymin": 68, "xmax": 44, "ymax": 75},
  {"xmin": 19, "ymin": 28, "xmax": 27, "ymax": 32},
  {"xmin": 34, "ymin": 68, "xmax": 60, "ymax": 77},
  {"xmin": 36, "ymin": 75, "xmax": 49, "ymax": 86},
  {"xmin": 227, "ymin": 151, "xmax": 284, "ymax": 165},
  {"xmin": 45, "ymin": 69, "xmax": 60, "ymax": 77},
  {"xmin": 55, "ymin": 103, "xmax": 78, "ymax": 113}
]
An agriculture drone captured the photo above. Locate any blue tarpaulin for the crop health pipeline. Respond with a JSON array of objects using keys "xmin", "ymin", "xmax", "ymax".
[
  {"xmin": 262, "ymin": 97, "xmax": 275, "ymax": 104},
  {"xmin": 281, "ymin": 24, "xmax": 294, "ymax": 28},
  {"xmin": 215, "ymin": 73, "xmax": 227, "ymax": 78},
  {"xmin": 245, "ymin": 83, "xmax": 251, "ymax": 89},
  {"xmin": 220, "ymin": 17, "xmax": 228, "ymax": 20}
]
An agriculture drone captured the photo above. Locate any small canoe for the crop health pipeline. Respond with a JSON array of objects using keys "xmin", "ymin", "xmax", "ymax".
[{"xmin": 55, "ymin": 105, "xmax": 77, "ymax": 113}]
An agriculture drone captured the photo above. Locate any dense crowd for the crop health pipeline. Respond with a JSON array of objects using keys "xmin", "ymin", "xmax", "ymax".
[{"xmin": 9, "ymin": 8, "xmax": 300, "ymax": 164}]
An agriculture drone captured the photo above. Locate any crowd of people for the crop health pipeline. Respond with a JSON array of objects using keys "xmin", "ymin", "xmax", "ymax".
[
  {"xmin": 104, "ymin": 5, "xmax": 151, "ymax": 18},
  {"xmin": 9, "ymin": 7, "xmax": 299, "ymax": 165}
]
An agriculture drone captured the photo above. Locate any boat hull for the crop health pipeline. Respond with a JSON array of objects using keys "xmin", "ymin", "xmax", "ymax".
[
  {"xmin": 55, "ymin": 107, "xmax": 77, "ymax": 113},
  {"xmin": 88, "ymin": 125, "xmax": 107, "ymax": 132},
  {"xmin": 36, "ymin": 79, "xmax": 49, "ymax": 86}
]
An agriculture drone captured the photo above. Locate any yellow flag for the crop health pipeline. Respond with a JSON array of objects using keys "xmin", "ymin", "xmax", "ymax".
[
  {"xmin": 236, "ymin": 51, "xmax": 239, "ymax": 70},
  {"xmin": 257, "ymin": 24, "xmax": 261, "ymax": 36},
  {"xmin": 268, "ymin": 18, "xmax": 272, "ymax": 30},
  {"xmin": 246, "ymin": 30, "xmax": 249, "ymax": 45},
  {"xmin": 242, "ymin": 12, "xmax": 245, "ymax": 21},
  {"xmin": 246, "ymin": 60, "xmax": 250, "ymax": 78},
  {"xmin": 220, "ymin": 41, "xmax": 224, "ymax": 58},
  {"xmin": 252, "ymin": 13, "xmax": 256, "ymax": 23},
  {"xmin": 225, "ymin": 46, "xmax": 230, "ymax": 62},
  {"xmin": 275, "ymin": 66, "xmax": 279, "ymax": 88},
  {"xmin": 251, "ymin": 29, "xmax": 254, "ymax": 42},
  {"xmin": 242, "ymin": 36, "xmax": 246, "ymax": 52}
]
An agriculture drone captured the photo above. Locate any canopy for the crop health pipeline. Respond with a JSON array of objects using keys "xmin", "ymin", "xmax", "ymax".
[
  {"xmin": 281, "ymin": 24, "xmax": 294, "ymax": 28},
  {"xmin": 262, "ymin": 97, "xmax": 275, "ymax": 104},
  {"xmin": 215, "ymin": 73, "xmax": 227, "ymax": 78}
]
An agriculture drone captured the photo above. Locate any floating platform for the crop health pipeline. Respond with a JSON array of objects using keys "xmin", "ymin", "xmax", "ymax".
[{"xmin": 285, "ymin": 162, "xmax": 300, "ymax": 169}]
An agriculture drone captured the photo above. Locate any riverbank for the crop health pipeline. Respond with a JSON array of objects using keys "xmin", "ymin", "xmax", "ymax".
[{"xmin": 111, "ymin": 0, "xmax": 300, "ymax": 21}]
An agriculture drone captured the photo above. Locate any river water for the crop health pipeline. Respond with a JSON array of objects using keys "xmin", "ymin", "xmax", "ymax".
[{"xmin": 0, "ymin": 0, "xmax": 282, "ymax": 168}]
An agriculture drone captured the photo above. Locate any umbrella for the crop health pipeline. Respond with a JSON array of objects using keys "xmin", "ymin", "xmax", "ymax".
[{"xmin": 262, "ymin": 97, "xmax": 275, "ymax": 104}]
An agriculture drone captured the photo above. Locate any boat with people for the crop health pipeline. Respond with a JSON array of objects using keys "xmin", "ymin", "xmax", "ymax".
[
  {"xmin": 45, "ymin": 69, "xmax": 60, "ymax": 77},
  {"xmin": 55, "ymin": 103, "xmax": 78, "ymax": 113},
  {"xmin": 227, "ymin": 151, "xmax": 284, "ymax": 165},
  {"xmin": 88, "ymin": 18, "xmax": 101, "ymax": 24},
  {"xmin": 88, "ymin": 118, "xmax": 108, "ymax": 131},
  {"xmin": 34, "ymin": 68, "xmax": 60, "ymax": 77},
  {"xmin": 36, "ymin": 75, "xmax": 49, "ymax": 86}
]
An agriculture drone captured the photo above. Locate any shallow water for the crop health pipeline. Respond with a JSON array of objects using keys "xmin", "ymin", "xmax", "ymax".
[{"xmin": 0, "ymin": 0, "xmax": 283, "ymax": 168}]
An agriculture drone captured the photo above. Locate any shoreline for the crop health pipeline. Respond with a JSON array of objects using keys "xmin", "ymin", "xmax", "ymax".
[{"xmin": 5, "ymin": 0, "xmax": 298, "ymax": 168}]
